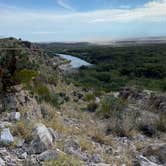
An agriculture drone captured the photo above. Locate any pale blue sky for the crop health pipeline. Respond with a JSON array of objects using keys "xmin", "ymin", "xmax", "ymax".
[{"xmin": 0, "ymin": 0, "xmax": 166, "ymax": 42}]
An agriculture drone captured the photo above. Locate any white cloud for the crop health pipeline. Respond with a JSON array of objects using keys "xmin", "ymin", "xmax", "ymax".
[
  {"xmin": 0, "ymin": 0, "xmax": 166, "ymax": 41},
  {"xmin": 56, "ymin": 0, "xmax": 74, "ymax": 10},
  {"xmin": 0, "ymin": 0, "xmax": 166, "ymax": 24},
  {"xmin": 90, "ymin": 0, "xmax": 166, "ymax": 23}
]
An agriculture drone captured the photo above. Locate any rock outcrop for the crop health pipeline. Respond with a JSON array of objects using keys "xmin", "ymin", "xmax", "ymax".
[
  {"xmin": 30, "ymin": 123, "xmax": 53, "ymax": 154},
  {"xmin": 0, "ymin": 128, "xmax": 14, "ymax": 145}
]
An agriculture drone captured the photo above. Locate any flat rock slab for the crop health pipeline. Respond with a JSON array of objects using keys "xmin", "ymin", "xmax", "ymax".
[{"xmin": 37, "ymin": 150, "xmax": 58, "ymax": 161}]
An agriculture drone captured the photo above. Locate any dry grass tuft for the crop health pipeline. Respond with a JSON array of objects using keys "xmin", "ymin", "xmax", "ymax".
[
  {"xmin": 11, "ymin": 120, "xmax": 33, "ymax": 141},
  {"xmin": 78, "ymin": 136, "xmax": 95, "ymax": 153},
  {"xmin": 44, "ymin": 153, "xmax": 83, "ymax": 166}
]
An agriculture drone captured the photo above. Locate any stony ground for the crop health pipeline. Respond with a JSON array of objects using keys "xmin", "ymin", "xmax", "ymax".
[{"xmin": 0, "ymin": 81, "xmax": 165, "ymax": 166}]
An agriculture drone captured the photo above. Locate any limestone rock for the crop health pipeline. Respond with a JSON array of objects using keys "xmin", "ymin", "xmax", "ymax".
[
  {"xmin": 19, "ymin": 152, "xmax": 28, "ymax": 159},
  {"xmin": 64, "ymin": 138, "xmax": 80, "ymax": 154},
  {"xmin": 137, "ymin": 155, "xmax": 161, "ymax": 166},
  {"xmin": 0, "ymin": 128, "xmax": 14, "ymax": 145},
  {"xmin": 0, "ymin": 157, "xmax": 5, "ymax": 166},
  {"xmin": 9, "ymin": 112, "xmax": 21, "ymax": 121},
  {"xmin": 30, "ymin": 123, "xmax": 53, "ymax": 154},
  {"xmin": 24, "ymin": 155, "xmax": 39, "ymax": 166},
  {"xmin": 37, "ymin": 150, "xmax": 58, "ymax": 161},
  {"xmin": 48, "ymin": 128, "xmax": 61, "ymax": 141},
  {"xmin": 91, "ymin": 154, "xmax": 102, "ymax": 163}
]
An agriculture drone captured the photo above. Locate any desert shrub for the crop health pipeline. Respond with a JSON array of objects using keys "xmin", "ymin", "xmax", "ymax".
[
  {"xmin": 13, "ymin": 69, "xmax": 37, "ymax": 84},
  {"xmin": 84, "ymin": 93, "xmax": 96, "ymax": 101},
  {"xmin": 37, "ymin": 88, "xmax": 59, "ymax": 107},
  {"xmin": 111, "ymin": 111, "xmax": 139, "ymax": 137},
  {"xmin": 86, "ymin": 102, "xmax": 98, "ymax": 112},
  {"xmin": 12, "ymin": 120, "xmax": 33, "ymax": 141},
  {"xmin": 34, "ymin": 83, "xmax": 50, "ymax": 97},
  {"xmin": 93, "ymin": 90, "xmax": 103, "ymax": 97},
  {"xmin": 27, "ymin": 81, "xmax": 60, "ymax": 108},
  {"xmin": 98, "ymin": 95, "xmax": 126, "ymax": 118},
  {"xmin": 0, "ymin": 49, "xmax": 37, "ymax": 90},
  {"xmin": 78, "ymin": 137, "xmax": 95, "ymax": 153},
  {"xmin": 47, "ymin": 75, "xmax": 58, "ymax": 85},
  {"xmin": 156, "ymin": 113, "xmax": 166, "ymax": 132},
  {"xmin": 49, "ymin": 93, "xmax": 61, "ymax": 107},
  {"xmin": 90, "ymin": 126, "xmax": 112, "ymax": 145},
  {"xmin": 40, "ymin": 104, "xmax": 53, "ymax": 119},
  {"xmin": 137, "ymin": 113, "xmax": 166, "ymax": 137}
]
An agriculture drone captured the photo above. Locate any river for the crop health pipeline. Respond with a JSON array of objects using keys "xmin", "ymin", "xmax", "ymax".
[{"xmin": 57, "ymin": 53, "xmax": 92, "ymax": 68}]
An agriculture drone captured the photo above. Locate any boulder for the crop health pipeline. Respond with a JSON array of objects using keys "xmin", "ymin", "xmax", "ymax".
[
  {"xmin": 91, "ymin": 154, "xmax": 102, "ymax": 163},
  {"xmin": 95, "ymin": 97, "xmax": 101, "ymax": 104},
  {"xmin": 19, "ymin": 152, "xmax": 28, "ymax": 159},
  {"xmin": 48, "ymin": 128, "xmax": 61, "ymax": 141},
  {"xmin": 0, "ymin": 157, "xmax": 5, "ymax": 166},
  {"xmin": 9, "ymin": 112, "xmax": 21, "ymax": 121},
  {"xmin": 136, "ymin": 155, "xmax": 161, "ymax": 166},
  {"xmin": 0, "ymin": 128, "xmax": 14, "ymax": 145},
  {"xmin": 37, "ymin": 150, "xmax": 58, "ymax": 161},
  {"xmin": 64, "ymin": 138, "xmax": 80, "ymax": 154},
  {"xmin": 30, "ymin": 123, "xmax": 53, "ymax": 154}
]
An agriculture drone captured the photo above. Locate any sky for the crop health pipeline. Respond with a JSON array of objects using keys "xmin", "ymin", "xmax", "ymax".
[{"xmin": 0, "ymin": 0, "xmax": 166, "ymax": 42}]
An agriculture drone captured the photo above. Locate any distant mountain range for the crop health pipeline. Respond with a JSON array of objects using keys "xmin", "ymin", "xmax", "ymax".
[
  {"xmin": 95, "ymin": 36, "xmax": 166, "ymax": 46},
  {"xmin": 38, "ymin": 36, "xmax": 166, "ymax": 49}
]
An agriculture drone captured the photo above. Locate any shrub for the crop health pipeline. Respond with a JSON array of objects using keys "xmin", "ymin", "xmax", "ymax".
[
  {"xmin": 111, "ymin": 112, "xmax": 138, "ymax": 137},
  {"xmin": 11, "ymin": 120, "xmax": 33, "ymax": 141},
  {"xmin": 0, "ymin": 49, "xmax": 37, "ymax": 90},
  {"xmin": 35, "ymin": 83, "xmax": 50, "ymax": 97},
  {"xmin": 13, "ymin": 69, "xmax": 37, "ymax": 84},
  {"xmin": 86, "ymin": 102, "xmax": 98, "ymax": 112},
  {"xmin": 98, "ymin": 95, "xmax": 126, "ymax": 118},
  {"xmin": 84, "ymin": 93, "xmax": 96, "ymax": 101},
  {"xmin": 26, "ymin": 81, "xmax": 60, "ymax": 108},
  {"xmin": 156, "ymin": 113, "xmax": 166, "ymax": 132},
  {"xmin": 78, "ymin": 137, "xmax": 95, "ymax": 153}
]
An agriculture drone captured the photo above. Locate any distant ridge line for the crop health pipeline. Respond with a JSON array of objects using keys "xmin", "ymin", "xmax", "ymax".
[{"xmin": 0, "ymin": 48, "xmax": 41, "ymax": 50}]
